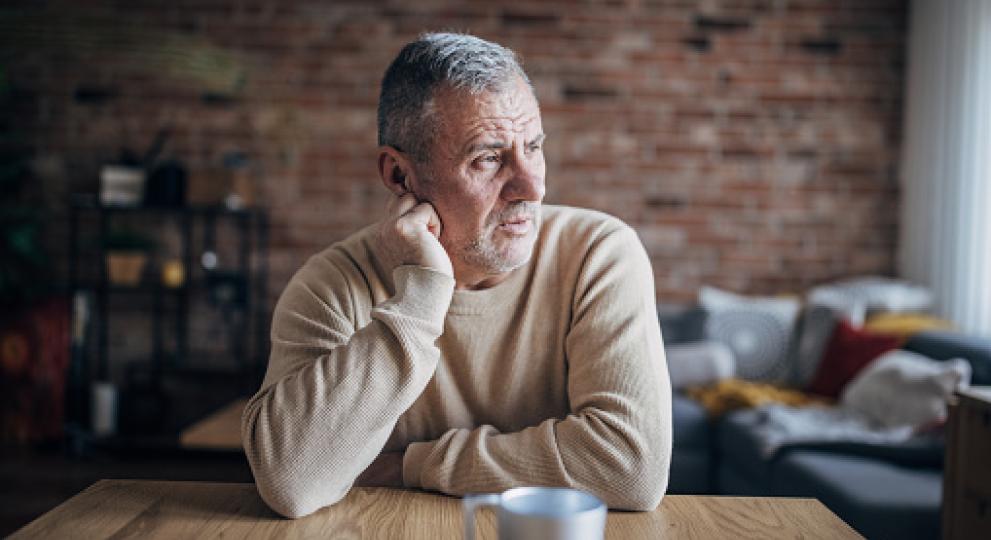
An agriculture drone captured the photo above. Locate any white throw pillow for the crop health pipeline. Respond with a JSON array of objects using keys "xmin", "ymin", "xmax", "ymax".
[
  {"xmin": 666, "ymin": 341, "xmax": 735, "ymax": 390},
  {"xmin": 700, "ymin": 286, "xmax": 800, "ymax": 383},
  {"xmin": 841, "ymin": 349, "xmax": 971, "ymax": 429},
  {"xmin": 808, "ymin": 276, "xmax": 933, "ymax": 326}
]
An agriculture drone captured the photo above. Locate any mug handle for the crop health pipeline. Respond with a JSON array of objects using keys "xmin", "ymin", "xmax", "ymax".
[{"xmin": 463, "ymin": 493, "xmax": 500, "ymax": 540}]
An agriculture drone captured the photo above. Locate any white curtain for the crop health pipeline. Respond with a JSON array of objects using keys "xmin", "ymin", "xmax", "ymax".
[{"xmin": 900, "ymin": 0, "xmax": 991, "ymax": 337}]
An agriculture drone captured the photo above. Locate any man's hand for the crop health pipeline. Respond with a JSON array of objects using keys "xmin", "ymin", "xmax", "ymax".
[
  {"xmin": 378, "ymin": 193, "xmax": 453, "ymax": 277},
  {"xmin": 354, "ymin": 451, "xmax": 405, "ymax": 487}
]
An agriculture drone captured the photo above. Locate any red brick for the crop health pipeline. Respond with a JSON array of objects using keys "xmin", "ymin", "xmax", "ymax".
[{"xmin": 8, "ymin": 0, "xmax": 906, "ymax": 321}]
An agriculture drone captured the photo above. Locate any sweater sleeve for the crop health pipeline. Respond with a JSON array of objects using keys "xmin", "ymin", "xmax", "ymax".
[
  {"xmin": 401, "ymin": 225, "xmax": 672, "ymax": 511},
  {"xmin": 241, "ymin": 258, "xmax": 454, "ymax": 518}
]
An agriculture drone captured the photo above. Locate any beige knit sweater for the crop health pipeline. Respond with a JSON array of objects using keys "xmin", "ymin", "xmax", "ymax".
[{"xmin": 242, "ymin": 205, "xmax": 672, "ymax": 518}]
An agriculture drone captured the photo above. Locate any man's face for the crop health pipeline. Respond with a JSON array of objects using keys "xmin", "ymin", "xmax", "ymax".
[{"xmin": 414, "ymin": 76, "xmax": 546, "ymax": 277}]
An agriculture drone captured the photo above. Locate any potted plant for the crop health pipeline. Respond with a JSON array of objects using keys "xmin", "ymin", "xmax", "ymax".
[{"xmin": 103, "ymin": 229, "xmax": 154, "ymax": 286}]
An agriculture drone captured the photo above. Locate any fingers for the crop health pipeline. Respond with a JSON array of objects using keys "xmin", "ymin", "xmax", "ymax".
[
  {"xmin": 426, "ymin": 209, "xmax": 441, "ymax": 237},
  {"xmin": 386, "ymin": 192, "xmax": 418, "ymax": 219},
  {"xmin": 379, "ymin": 192, "xmax": 452, "ymax": 276},
  {"xmin": 403, "ymin": 202, "xmax": 443, "ymax": 239}
]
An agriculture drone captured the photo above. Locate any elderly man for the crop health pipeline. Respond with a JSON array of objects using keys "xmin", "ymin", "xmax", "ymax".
[{"xmin": 242, "ymin": 32, "xmax": 672, "ymax": 519}]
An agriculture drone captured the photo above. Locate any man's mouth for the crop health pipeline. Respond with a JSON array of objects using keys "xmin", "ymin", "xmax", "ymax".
[{"xmin": 497, "ymin": 217, "xmax": 532, "ymax": 235}]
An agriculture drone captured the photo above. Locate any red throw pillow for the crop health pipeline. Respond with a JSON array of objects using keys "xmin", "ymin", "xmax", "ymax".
[{"xmin": 806, "ymin": 319, "xmax": 902, "ymax": 398}]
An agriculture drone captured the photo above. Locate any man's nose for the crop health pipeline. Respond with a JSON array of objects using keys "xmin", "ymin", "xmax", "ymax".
[{"xmin": 502, "ymin": 153, "xmax": 545, "ymax": 202}]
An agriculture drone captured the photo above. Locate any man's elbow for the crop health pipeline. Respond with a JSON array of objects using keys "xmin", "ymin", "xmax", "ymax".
[
  {"xmin": 261, "ymin": 489, "xmax": 318, "ymax": 519},
  {"xmin": 605, "ymin": 446, "xmax": 670, "ymax": 511},
  {"xmin": 614, "ymin": 481, "xmax": 666, "ymax": 511},
  {"xmin": 242, "ymin": 403, "xmax": 348, "ymax": 518},
  {"xmin": 253, "ymin": 471, "xmax": 348, "ymax": 519},
  {"xmin": 617, "ymin": 414, "xmax": 673, "ymax": 511},
  {"xmin": 605, "ymin": 469, "xmax": 667, "ymax": 511},
  {"xmin": 245, "ymin": 441, "xmax": 352, "ymax": 519},
  {"xmin": 258, "ymin": 484, "xmax": 337, "ymax": 519}
]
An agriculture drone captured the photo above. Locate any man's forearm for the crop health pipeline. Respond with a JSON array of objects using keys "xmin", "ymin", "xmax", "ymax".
[
  {"xmin": 242, "ymin": 342, "xmax": 431, "ymax": 518},
  {"xmin": 404, "ymin": 406, "xmax": 670, "ymax": 511},
  {"xmin": 243, "ymin": 268, "xmax": 454, "ymax": 519}
]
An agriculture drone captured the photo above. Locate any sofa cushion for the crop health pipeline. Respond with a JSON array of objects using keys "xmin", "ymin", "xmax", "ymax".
[
  {"xmin": 668, "ymin": 448, "xmax": 710, "ymax": 494},
  {"xmin": 786, "ymin": 304, "xmax": 839, "ymax": 388},
  {"xmin": 670, "ymin": 394, "xmax": 712, "ymax": 494},
  {"xmin": 806, "ymin": 319, "xmax": 902, "ymax": 398},
  {"xmin": 717, "ymin": 462, "xmax": 772, "ymax": 496},
  {"xmin": 672, "ymin": 393, "xmax": 709, "ymax": 450},
  {"xmin": 658, "ymin": 305, "xmax": 708, "ymax": 345},
  {"xmin": 841, "ymin": 349, "xmax": 971, "ymax": 428},
  {"xmin": 700, "ymin": 286, "xmax": 800, "ymax": 383},
  {"xmin": 667, "ymin": 341, "xmax": 735, "ymax": 390},
  {"xmin": 770, "ymin": 437, "xmax": 944, "ymax": 469},
  {"xmin": 715, "ymin": 403, "xmax": 944, "ymax": 494},
  {"xmin": 904, "ymin": 330, "xmax": 991, "ymax": 385},
  {"xmin": 864, "ymin": 312, "xmax": 954, "ymax": 338},
  {"xmin": 716, "ymin": 409, "xmax": 775, "ymax": 482},
  {"xmin": 773, "ymin": 450, "xmax": 942, "ymax": 540},
  {"xmin": 807, "ymin": 276, "xmax": 933, "ymax": 326}
]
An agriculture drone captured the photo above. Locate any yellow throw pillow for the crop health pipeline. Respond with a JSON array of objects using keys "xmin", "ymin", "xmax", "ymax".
[{"xmin": 864, "ymin": 312, "xmax": 954, "ymax": 339}]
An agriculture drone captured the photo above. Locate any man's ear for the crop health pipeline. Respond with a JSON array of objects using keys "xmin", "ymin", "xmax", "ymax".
[{"xmin": 377, "ymin": 146, "xmax": 414, "ymax": 196}]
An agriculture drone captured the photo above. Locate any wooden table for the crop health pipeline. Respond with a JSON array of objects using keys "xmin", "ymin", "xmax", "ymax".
[
  {"xmin": 11, "ymin": 480, "xmax": 862, "ymax": 539},
  {"xmin": 179, "ymin": 399, "xmax": 246, "ymax": 450}
]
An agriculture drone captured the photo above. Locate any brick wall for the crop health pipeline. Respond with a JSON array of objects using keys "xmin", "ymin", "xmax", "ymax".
[{"xmin": 5, "ymin": 0, "xmax": 906, "ymax": 308}]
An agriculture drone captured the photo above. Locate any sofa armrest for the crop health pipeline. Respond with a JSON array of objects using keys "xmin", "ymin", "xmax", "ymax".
[{"xmin": 903, "ymin": 330, "xmax": 991, "ymax": 385}]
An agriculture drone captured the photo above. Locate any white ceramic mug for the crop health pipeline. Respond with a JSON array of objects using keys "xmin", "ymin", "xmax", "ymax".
[{"xmin": 463, "ymin": 487, "xmax": 606, "ymax": 540}]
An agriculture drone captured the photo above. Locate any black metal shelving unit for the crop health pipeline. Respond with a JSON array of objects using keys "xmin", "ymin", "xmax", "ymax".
[{"xmin": 65, "ymin": 195, "xmax": 268, "ymax": 451}]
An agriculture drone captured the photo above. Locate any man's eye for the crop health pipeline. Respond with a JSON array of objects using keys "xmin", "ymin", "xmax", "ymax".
[
  {"xmin": 527, "ymin": 143, "xmax": 543, "ymax": 153},
  {"xmin": 475, "ymin": 154, "xmax": 500, "ymax": 167}
]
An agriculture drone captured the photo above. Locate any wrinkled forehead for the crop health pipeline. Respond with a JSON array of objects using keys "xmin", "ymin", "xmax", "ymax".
[{"xmin": 430, "ymin": 78, "xmax": 542, "ymax": 148}]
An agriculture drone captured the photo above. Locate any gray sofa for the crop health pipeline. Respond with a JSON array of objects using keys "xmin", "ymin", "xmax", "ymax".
[{"xmin": 667, "ymin": 329, "xmax": 991, "ymax": 539}]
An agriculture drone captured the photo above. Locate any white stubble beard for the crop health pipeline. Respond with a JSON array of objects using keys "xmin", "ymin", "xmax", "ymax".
[{"xmin": 461, "ymin": 202, "xmax": 542, "ymax": 275}]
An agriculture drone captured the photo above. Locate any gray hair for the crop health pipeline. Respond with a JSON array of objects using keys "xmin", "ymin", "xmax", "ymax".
[{"xmin": 377, "ymin": 32, "xmax": 532, "ymax": 162}]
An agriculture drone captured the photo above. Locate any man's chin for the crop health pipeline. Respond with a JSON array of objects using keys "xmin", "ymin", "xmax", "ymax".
[
  {"xmin": 487, "ymin": 237, "xmax": 537, "ymax": 274},
  {"xmin": 461, "ymin": 220, "xmax": 540, "ymax": 275},
  {"xmin": 489, "ymin": 254, "xmax": 531, "ymax": 274}
]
